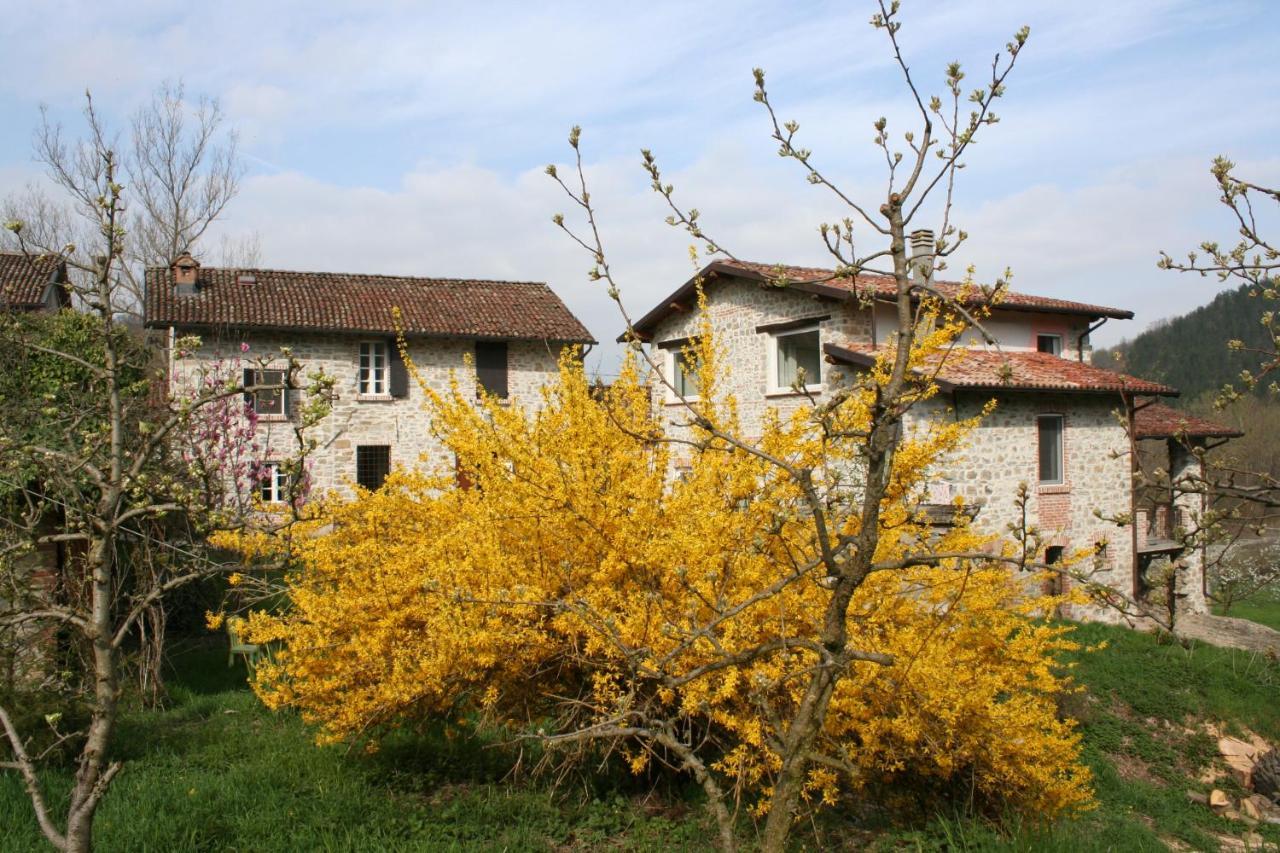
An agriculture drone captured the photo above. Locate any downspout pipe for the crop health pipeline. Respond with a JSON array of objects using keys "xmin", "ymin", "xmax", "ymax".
[{"xmin": 1078, "ymin": 317, "xmax": 1108, "ymax": 362}]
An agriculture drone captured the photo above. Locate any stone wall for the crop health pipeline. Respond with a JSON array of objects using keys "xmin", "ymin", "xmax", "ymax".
[
  {"xmin": 1169, "ymin": 441, "xmax": 1210, "ymax": 613},
  {"xmin": 645, "ymin": 275, "xmax": 1146, "ymax": 622},
  {"xmin": 937, "ymin": 390, "xmax": 1137, "ymax": 621},
  {"xmin": 648, "ymin": 276, "xmax": 871, "ymax": 440},
  {"xmin": 172, "ymin": 328, "xmax": 569, "ymax": 498}
]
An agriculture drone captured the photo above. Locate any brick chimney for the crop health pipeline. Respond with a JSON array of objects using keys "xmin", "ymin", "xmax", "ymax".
[
  {"xmin": 173, "ymin": 251, "xmax": 200, "ymax": 296},
  {"xmin": 909, "ymin": 229, "xmax": 934, "ymax": 285}
]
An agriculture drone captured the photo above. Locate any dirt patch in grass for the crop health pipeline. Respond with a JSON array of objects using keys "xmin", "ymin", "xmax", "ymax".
[{"xmin": 1107, "ymin": 751, "xmax": 1164, "ymax": 786}]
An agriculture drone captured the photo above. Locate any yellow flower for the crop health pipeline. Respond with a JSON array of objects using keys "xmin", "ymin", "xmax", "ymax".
[
  {"xmin": 222, "ymin": 334, "xmax": 1093, "ymax": 820},
  {"xmin": 204, "ymin": 610, "xmax": 225, "ymax": 630}
]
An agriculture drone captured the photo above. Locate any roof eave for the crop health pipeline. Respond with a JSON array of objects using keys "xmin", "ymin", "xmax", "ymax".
[
  {"xmin": 624, "ymin": 260, "xmax": 854, "ymax": 343},
  {"xmin": 625, "ymin": 261, "xmax": 1134, "ymax": 343},
  {"xmin": 145, "ymin": 318, "xmax": 595, "ymax": 345},
  {"xmin": 822, "ymin": 343, "xmax": 1177, "ymax": 397},
  {"xmin": 1136, "ymin": 428, "xmax": 1244, "ymax": 440},
  {"xmin": 957, "ymin": 384, "xmax": 1179, "ymax": 398}
]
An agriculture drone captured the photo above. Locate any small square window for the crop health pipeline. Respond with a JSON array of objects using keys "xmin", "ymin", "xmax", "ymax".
[
  {"xmin": 260, "ymin": 462, "xmax": 289, "ymax": 503},
  {"xmin": 1036, "ymin": 334, "xmax": 1062, "ymax": 356},
  {"xmin": 673, "ymin": 349, "xmax": 699, "ymax": 398},
  {"xmin": 775, "ymin": 328, "xmax": 821, "ymax": 390},
  {"xmin": 359, "ymin": 342, "xmax": 389, "ymax": 396},
  {"xmin": 356, "ymin": 445, "xmax": 391, "ymax": 491},
  {"xmin": 252, "ymin": 369, "xmax": 286, "ymax": 416},
  {"xmin": 1037, "ymin": 414, "xmax": 1064, "ymax": 485}
]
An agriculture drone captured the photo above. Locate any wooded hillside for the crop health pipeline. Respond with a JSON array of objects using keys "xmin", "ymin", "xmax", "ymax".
[{"xmin": 1094, "ymin": 284, "xmax": 1271, "ymax": 402}]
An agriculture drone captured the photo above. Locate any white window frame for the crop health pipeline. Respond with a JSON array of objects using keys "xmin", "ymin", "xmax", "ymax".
[
  {"xmin": 358, "ymin": 341, "xmax": 389, "ymax": 397},
  {"xmin": 260, "ymin": 462, "xmax": 288, "ymax": 504},
  {"xmin": 767, "ymin": 325, "xmax": 823, "ymax": 394},
  {"xmin": 252, "ymin": 368, "xmax": 286, "ymax": 417},
  {"xmin": 1036, "ymin": 334, "xmax": 1063, "ymax": 357},
  {"xmin": 669, "ymin": 348, "xmax": 700, "ymax": 401},
  {"xmin": 1037, "ymin": 414, "xmax": 1065, "ymax": 485}
]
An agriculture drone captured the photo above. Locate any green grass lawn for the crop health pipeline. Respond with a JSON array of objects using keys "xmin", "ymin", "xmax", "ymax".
[
  {"xmin": 0, "ymin": 643, "xmax": 712, "ymax": 852},
  {"xmin": 1215, "ymin": 588, "xmax": 1280, "ymax": 631},
  {"xmin": 3, "ymin": 625, "xmax": 1278, "ymax": 851}
]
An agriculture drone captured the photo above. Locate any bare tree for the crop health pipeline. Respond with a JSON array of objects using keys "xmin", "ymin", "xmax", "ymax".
[
  {"xmin": 1159, "ymin": 158, "xmax": 1279, "ymax": 390},
  {"xmin": 3, "ymin": 82, "xmax": 246, "ymax": 316},
  {"xmin": 538, "ymin": 7, "xmax": 1143, "ymax": 849},
  {"xmin": 0, "ymin": 135, "xmax": 327, "ymax": 851},
  {"xmin": 1156, "ymin": 160, "xmax": 1280, "ymax": 602},
  {"xmin": 217, "ymin": 231, "xmax": 263, "ymax": 268},
  {"xmin": 127, "ymin": 80, "xmax": 244, "ymax": 273}
]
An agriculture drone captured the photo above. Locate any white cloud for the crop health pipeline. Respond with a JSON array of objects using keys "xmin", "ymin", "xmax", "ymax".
[{"xmin": 3, "ymin": 0, "xmax": 1277, "ymax": 371}]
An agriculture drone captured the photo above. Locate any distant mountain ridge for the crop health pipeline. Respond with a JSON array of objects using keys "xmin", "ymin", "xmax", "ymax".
[{"xmin": 1093, "ymin": 283, "xmax": 1271, "ymax": 404}]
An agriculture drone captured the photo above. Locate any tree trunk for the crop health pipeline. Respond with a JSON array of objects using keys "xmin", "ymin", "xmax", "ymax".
[
  {"xmin": 61, "ymin": 534, "xmax": 119, "ymax": 853},
  {"xmin": 759, "ymin": 210, "xmax": 912, "ymax": 853}
]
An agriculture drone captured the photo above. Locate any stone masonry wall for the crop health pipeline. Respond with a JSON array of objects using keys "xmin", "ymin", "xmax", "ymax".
[
  {"xmin": 935, "ymin": 391, "xmax": 1137, "ymax": 621},
  {"xmin": 648, "ymin": 277, "xmax": 871, "ymax": 440},
  {"xmin": 1169, "ymin": 441, "xmax": 1209, "ymax": 613},
  {"xmin": 646, "ymin": 277, "xmax": 1141, "ymax": 622},
  {"xmin": 172, "ymin": 328, "xmax": 569, "ymax": 499}
]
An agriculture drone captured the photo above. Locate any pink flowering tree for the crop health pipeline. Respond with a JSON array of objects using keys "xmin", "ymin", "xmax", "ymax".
[{"xmin": 171, "ymin": 339, "xmax": 328, "ymax": 523}]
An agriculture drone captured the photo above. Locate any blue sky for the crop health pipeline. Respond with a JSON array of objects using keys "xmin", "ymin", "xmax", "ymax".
[{"xmin": 1, "ymin": 0, "xmax": 1277, "ymax": 373}]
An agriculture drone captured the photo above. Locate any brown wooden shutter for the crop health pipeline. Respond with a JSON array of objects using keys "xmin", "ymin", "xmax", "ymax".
[
  {"xmin": 388, "ymin": 338, "xmax": 409, "ymax": 398},
  {"xmin": 475, "ymin": 341, "xmax": 508, "ymax": 398}
]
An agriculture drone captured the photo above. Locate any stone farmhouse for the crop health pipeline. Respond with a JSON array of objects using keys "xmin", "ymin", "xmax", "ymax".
[
  {"xmin": 144, "ymin": 253, "xmax": 594, "ymax": 499},
  {"xmin": 626, "ymin": 234, "xmax": 1242, "ymax": 621}
]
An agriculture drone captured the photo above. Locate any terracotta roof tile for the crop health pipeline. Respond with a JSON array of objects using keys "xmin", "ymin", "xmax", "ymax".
[
  {"xmin": 824, "ymin": 343, "xmax": 1178, "ymax": 396},
  {"xmin": 1133, "ymin": 402, "xmax": 1242, "ymax": 439},
  {"xmin": 144, "ymin": 264, "xmax": 594, "ymax": 343},
  {"xmin": 716, "ymin": 259, "xmax": 1134, "ymax": 319},
  {"xmin": 627, "ymin": 259, "xmax": 1133, "ymax": 341},
  {"xmin": 0, "ymin": 252, "xmax": 63, "ymax": 309}
]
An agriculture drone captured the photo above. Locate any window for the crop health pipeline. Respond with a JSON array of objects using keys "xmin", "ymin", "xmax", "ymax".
[
  {"xmin": 356, "ymin": 445, "xmax": 391, "ymax": 491},
  {"xmin": 475, "ymin": 341, "xmax": 509, "ymax": 398},
  {"xmin": 242, "ymin": 368, "xmax": 287, "ymax": 417},
  {"xmin": 1036, "ymin": 334, "xmax": 1063, "ymax": 356},
  {"xmin": 1043, "ymin": 545, "xmax": 1065, "ymax": 592},
  {"xmin": 774, "ymin": 328, "xmax": 822, "ymax": 391},
  {"xmin": 1037, "ymin": 414, "xmax": 1064, "ymax": 485},
  {"xmin": 359, "ymin": 342, "xmax": 389, "ymax": 396},
  {"xmin": 673, "ymin": 349, "xmax": 699, "ymax": 398},
  {"xmin": 260, "ymin": 462, "xmax": 288, "ymax": 504}
]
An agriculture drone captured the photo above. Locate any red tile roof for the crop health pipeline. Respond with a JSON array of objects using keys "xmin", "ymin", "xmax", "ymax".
[
  {"xmin": 1133, "ymin": 402, "xmax": 1242, "ymax": 440},
  {"xmin": 627, "ymin": 259, "xmax": 1132, "ymax": 341},
  {"xmin": 144, "ymin": 264, "xmax": 594, "ymax": 343},
  {"xmin": 824, "ymin": 343, "xmax": 1178, "ymax": 397},
  {"xmin": 716, "ymin": 259, "xmax": 1134, "ymax": 318},
  {"xmin": 0, "ymin": 252, "xmax": 65, "ymax": 310}
]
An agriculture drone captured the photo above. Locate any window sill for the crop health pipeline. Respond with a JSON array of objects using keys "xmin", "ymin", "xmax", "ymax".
[
  {"xmin": 1037, "ymin": 482, "xmax": 1070, "ymax": 494},
  {"xmin": 356, "ymin": 394, "xmax": 395, "ymax": 403},
  {"xmin": 255, "ymin": 413, "xmax": 289, "ymax": 423},
  {"xmin": 664, "ymin": 396, "xmax": 702, "ymax": 406},
  {"xmin": 765, "ymin": 386, "xmax": 824, "ymax": 399}
]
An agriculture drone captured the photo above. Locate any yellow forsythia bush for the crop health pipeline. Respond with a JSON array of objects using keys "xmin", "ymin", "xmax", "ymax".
[{"xmin": 231, "ymin": 329, "xmax": 1093, "ymax": 819}]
